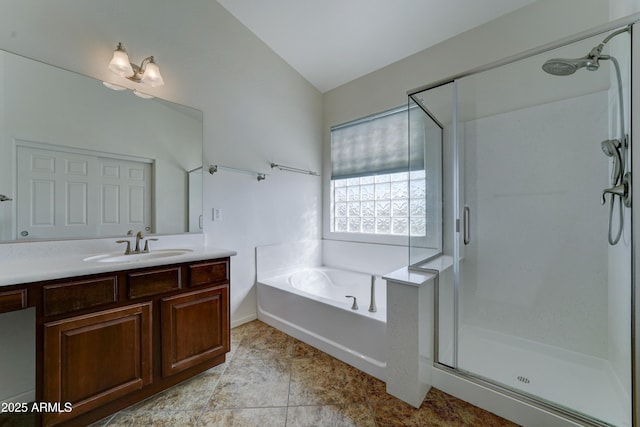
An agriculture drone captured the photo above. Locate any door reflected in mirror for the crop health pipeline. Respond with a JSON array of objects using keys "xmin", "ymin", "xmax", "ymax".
[{"xmin": 0, "ymin": 50, "xmax": 203, "ymax": 242}]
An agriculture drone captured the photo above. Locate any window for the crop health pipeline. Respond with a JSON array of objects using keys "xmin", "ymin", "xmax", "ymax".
[
  {"xmin": 329, "ymin": 106, "xmax": 426, "ymax": 239},
  {"xmin": 330, "ymin": 171, "xmax": 426, "ymax": 236}
]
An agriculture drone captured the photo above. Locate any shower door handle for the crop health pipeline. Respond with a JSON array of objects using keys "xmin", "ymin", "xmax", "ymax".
[{"xmin": 463, "ymin": 206, "xmax": 471, "ymax": 245}]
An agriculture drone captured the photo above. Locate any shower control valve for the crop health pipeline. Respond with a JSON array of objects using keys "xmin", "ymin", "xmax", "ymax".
[{"xmin": 601, "ymin": 172, "xmax": 631, "ymax": 208}]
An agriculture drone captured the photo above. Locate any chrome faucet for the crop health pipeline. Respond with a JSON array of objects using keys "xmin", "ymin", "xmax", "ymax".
[
  {"xmin": 115, "ymin": 239, "xmax": 132, "ymax": 254},
  {"xmin": 369, "ymin": 275, "xmax": 377, "ymax": 313},
  {"xmin": 116, "ymin": 230, "xmax": 158, "ymax": 255},
  {"xmin": 143, "ymin": 237, "xmax": 158, "ymax": 253},
  {"xmin": 345, "ymin": 295, "xmax": 358, "ymax": 310},
  {"xmin": 134, "ymin": 231, "xmax": 144, "ymax": 253},
  {"xmin": 116, "ymin": 230, "xmax": 135, "ymax": 254}
]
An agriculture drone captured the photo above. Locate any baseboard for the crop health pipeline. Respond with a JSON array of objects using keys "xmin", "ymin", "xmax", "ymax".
[
  {"xmin": 0, "ymin": 388, "xmax": 35, "ymax": 404},
  {"xmin": 231, "ymin": 313, "xmax": 257, "ymax": 329}
]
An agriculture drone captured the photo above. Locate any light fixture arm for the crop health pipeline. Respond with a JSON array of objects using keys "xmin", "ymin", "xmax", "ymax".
[{"xmin": 127, "ymin": 56, "xmax": 155, "ymax": 83}]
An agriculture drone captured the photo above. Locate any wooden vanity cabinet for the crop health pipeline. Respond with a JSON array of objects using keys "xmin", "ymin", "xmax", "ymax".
[{"xmin": 12, "ymin": 256, "xmax": 232, "ymax": 427}]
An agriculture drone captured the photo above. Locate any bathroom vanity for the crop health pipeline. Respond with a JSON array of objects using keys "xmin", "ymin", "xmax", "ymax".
[{"xmin": 0, "ymin": 249, "xmax": 233, "ymax": 426}]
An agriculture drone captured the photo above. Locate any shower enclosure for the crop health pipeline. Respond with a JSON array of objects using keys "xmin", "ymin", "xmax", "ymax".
[{"xmin": 409, "ymin": 22, "xmax": 633, "ymax": 426}]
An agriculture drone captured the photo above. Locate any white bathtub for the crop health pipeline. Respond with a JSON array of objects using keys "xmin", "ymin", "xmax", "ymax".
[{"xmin": 257, "ymin": 266, "xmax": 387, "ymax": 381}]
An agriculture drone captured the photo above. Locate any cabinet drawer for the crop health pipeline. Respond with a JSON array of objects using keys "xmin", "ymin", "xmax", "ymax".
[
  {"xmin": 44, "ymin": 277, "xmax": 118, "ymax": 317},
  {"xmin": 127, "ymin": 267, "xmax": 182, "ymax": 299},
  {"xmin": 0, "ymin": 289, "xmax": 27, "ymax": 314},
  {"xmin": 188, "ymin": 260, "xmax": 229, "ymax": 287}
]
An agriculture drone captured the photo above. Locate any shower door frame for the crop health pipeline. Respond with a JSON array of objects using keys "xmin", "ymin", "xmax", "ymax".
[
  {"xmin": 631, "ymin": 18, "xmax": 639, "ymax": 427},
  {"xmin": 408, "ymin": 13, "xmax": 640, "ymax": 427}
]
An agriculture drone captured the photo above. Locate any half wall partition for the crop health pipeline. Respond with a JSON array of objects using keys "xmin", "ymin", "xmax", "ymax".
[{"xmin": 409, "ymin": 22, "xmax": 634, "ymax": 427}]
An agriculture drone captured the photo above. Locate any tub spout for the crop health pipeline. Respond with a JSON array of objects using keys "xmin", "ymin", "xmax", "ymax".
[
  {"xmin": 345, "ymin": 295, "xmax": 358, "ymax": 310},
  {"xmin": 369, "ymin": 275, "xmax": 377, "ymax": 313}
]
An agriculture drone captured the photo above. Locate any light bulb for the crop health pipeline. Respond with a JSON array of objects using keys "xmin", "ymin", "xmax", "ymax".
[
  {"xmin": 108, "ymin": 44, "xmax": 134, "ymax": 77},
  {"xmin": 140, "ymin": 60, "xmax": 164, "ymax": 87}
]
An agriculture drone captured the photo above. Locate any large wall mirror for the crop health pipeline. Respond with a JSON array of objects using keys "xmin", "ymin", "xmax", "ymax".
[{"xmin": 0, "ymin": 50, "xmax": 203, "ymax": 242}]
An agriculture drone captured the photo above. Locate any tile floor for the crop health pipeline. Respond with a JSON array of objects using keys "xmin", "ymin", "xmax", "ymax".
[
  {"xmin": 100, "ymin": 320, "xmax": 520, "ymax": 426},
  {"xmin": 2, "ymin": 320, "xmax": 520, "ymax": 426}
]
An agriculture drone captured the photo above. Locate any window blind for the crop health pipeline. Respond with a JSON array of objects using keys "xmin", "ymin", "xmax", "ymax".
[{"xmin": 330, "ymin": 106, "xmax": 424, "ymax": 180}]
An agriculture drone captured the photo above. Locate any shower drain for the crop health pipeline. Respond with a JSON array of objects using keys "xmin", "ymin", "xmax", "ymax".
[{"xmin": 517, "ymin": 376, "xmax": 531, "ymax": 384}]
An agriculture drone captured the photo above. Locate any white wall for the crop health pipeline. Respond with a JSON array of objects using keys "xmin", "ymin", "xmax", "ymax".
[
  {"xmin": 0, "ymin": 0, "xmax": 322, "ymax": 402},
  {"xmin": 0, "ymin": 0, "xmax": 323, "ymax": 326},
  {"xmin": 323, "ymin": 0, "xmax": 611, "ymax": 126},
  {"xmin": 460, "ymin": 90, "xmax": 609, "ymax": 357}
]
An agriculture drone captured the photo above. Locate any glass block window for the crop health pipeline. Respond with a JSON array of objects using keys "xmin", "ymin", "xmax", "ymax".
[
  {"xmin": 330, "ymin": 105, "xmax": 431, "ymax": 240},
  {"xmin": 330, "ymin": 170, "xmax": 426, "ymax": 236}
]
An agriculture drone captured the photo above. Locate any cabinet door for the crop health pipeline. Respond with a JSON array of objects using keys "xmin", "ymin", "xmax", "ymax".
[
  {"xmin": 43, "ymin": 303, "xmax": 152, "ymax": 426},
  {"xmin": 161, "ymin": 286, "xmax": 229, "ymax": 377}
]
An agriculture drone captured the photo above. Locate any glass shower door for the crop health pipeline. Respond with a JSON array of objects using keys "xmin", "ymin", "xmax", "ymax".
[
  {"xmin": 454, "ymin": 28, "xmax": 631, "ymax": 426},
  {"xmin": 408, "ymin": 82, "xmax": 456, "ymax": 369}
]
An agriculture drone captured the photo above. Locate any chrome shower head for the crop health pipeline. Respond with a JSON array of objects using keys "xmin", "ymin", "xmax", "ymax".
[
  {"xmin": 541, "ymin": 55, "xmax": 600, "ymax": 76},
  {"xmin": 542, "ymin": 27, "xmax": 629, "ymax": 76},
  {"xmin": 542, "ymin": 57, "xmax": 585, "ymax": 75}
]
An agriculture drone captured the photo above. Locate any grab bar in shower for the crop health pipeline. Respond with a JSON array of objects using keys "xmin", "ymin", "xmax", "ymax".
[{"xmin": 463, "ymin": 206, "xmax": 471, "ymax": 245}]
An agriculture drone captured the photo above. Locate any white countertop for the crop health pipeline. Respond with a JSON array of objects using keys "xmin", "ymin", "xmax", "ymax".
[
  {"xmin": 382, "ymin": 266, "xmax": 437, "ymax": 288},
  {"xmin": 0, "ymin": 237, "xmax": 236, "ymax": 287}
]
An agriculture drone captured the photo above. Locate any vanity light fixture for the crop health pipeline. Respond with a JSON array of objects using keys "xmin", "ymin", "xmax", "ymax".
[
  {"xmin": 103, "ymin": 42, "xmax": 164, "ymax": 97},
  {"xmin": 108, "ymin": 42, "xmax": 164, "ymax": 87}
]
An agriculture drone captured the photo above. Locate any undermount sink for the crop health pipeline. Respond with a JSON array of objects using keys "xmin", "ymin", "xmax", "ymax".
[{"xmin": 83, "ymin": 249, "xmax": 194, "ymax": 263}]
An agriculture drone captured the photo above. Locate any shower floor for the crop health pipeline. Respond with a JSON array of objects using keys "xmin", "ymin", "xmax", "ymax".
[{"xmin": 449, "ymin": 326, "xmax": 630, "ymax": 427}]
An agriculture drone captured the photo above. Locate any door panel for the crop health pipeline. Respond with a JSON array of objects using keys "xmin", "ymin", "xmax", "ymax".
[
  {"xmin": 17, "ymin": 146, "xmax": 98, "ymax": 238},
  {"xmin": 98, "ymin": 157, "xmax": 152, "ymax": 235},
  {"xmin": 16, "ymin": 143, "xmax": 152, "ymax": 239}
]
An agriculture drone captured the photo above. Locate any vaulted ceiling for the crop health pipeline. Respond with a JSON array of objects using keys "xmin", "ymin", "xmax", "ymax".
[{"xmin": 217, "ymin": 0, "xmax": 536, "ymax": 92}]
